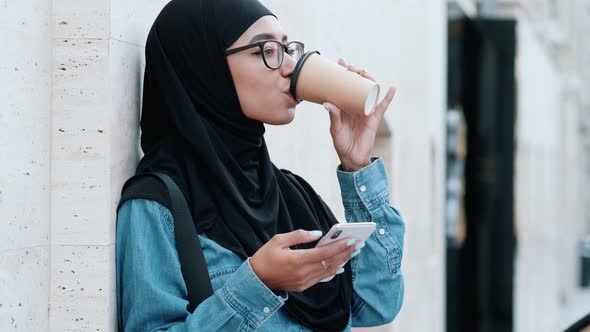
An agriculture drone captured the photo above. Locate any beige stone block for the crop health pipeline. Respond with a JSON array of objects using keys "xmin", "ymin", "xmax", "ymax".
[
  {"xmin": 52, "ymin": 38, "xmax": 109, "ymax": 143},
  {"xmin": 51, "ymin": 38, "xmax": 111, "ymax": 246},
  {"xmin": 50, "ymin": 245, "xmax": 115, "ymax": 331},
  {"xmin": 0, "ymin": 0, "xmax": 52, "ymax": 252},
  {"xmin": 51, "ymin": 160, "xmax": 111, "ymax": 246},
  {"xmin": 0, "ymin": 0, "xmax": 51, "ymax": 37},
  {"xmin": 53, "ymin": 0, "xmax": 109, "ymax": 39},
  {"xmin": 0, "ymin": 246, "xmax": 49, "ymax": 331},
  {"xmin": 110, "ymin": 0, "xmax": 170, "ymax": 46},
  {"xmin": 108, "ymin": 40, "xmax": 144, "ymax": 211}
]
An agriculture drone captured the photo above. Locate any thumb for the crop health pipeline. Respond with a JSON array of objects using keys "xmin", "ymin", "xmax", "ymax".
[
  {"xmin": 324, "ymin": 102, "xmax": 342, "ymax": 134},
  {"xmin": 278, "ymin": 229, "xmax": 323, "ymax": 248}
]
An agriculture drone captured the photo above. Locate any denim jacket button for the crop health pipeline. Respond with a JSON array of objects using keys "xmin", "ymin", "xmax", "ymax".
[
  {"xmin": 359, "ymin": 185, "xmax": 367, "ymax": 192},
  {"xmin": 378, "ymin": 228, "xmax": 385, "ymax": 235},
  {"xmin": 263, "ymin": 306, "xmax": 270, "ymax": 314}
]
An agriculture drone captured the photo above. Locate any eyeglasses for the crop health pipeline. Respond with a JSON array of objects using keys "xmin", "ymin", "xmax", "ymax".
[{"xmin": 225, "ymin": 40, "xmax": 305, "ymax": 70}]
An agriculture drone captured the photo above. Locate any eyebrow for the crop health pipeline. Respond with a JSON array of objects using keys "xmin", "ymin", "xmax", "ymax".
[{"xmin": 249, "ymin": 33, "xmax": 288, "ymax": 44}]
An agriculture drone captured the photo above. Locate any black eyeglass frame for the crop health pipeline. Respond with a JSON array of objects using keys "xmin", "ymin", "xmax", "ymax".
[{"xmin": 225, "ymin": 40, "xmax": 305, "ymax": 70}]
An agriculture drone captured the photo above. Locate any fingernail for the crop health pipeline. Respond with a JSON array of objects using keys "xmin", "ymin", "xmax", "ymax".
[
  {"xmin": 355, "ymin": 242, "xmax": 365, "ymax": 250},
  {"xmin": 320, "ymin": 275, "xmax": 334, "ymax": 282},
  {"xmin": 323, "ymin": 104, "xmax": 331, "ymax": 112},
  {"xmin": 351, "ymin": 249, "xmax": 361, "ymax": 258},
  {"xmin": 308, "ymin": 230, "xmax": 323, "ymax": 238},
  {"xmin": 346, "ymin": 239, "xmax": 356, "ymax": 247},
  {"xmin": 338, "ymin": 263, "xmax": 346, "ymax": 269},
  {"xmin": 336, "ymin": 268, "xmax": 345, "ymax": 274}
]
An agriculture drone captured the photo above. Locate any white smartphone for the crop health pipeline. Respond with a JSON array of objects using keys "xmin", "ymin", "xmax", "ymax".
[{"xmin": 315, "ymin": 222, "xmax": 377, "ymax": 247}]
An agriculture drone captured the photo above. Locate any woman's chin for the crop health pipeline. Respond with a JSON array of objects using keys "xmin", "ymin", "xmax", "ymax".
[{"xmin": 265, "ymin": 108, "xmax": 296, "ymax": 125}]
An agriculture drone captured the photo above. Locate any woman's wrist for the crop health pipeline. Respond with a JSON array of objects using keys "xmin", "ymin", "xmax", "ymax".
[
  {"xmin": 249, "ymin": 254, "xmax": 271, "ymax": 288},
  {"xmin": 340, "ymin": 158, "xmax": 371, "ymax": 172}
]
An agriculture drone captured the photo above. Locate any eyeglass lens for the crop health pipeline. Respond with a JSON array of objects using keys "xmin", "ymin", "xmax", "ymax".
[{"xmin": 263, "ymin": 41, "xmax": 304, "ymax": 69}]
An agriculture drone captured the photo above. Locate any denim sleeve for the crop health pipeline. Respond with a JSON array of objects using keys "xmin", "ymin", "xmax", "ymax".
[
  {"xmin": 336, "ymin": 157, "xmax": 405, "ymax": 327},
  {"xmin": 116, "ymin": 199, "xmax": 286, "ymax": 332}
]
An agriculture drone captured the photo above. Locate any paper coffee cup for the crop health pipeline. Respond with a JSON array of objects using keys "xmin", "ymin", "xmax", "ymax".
[{"xmin": 290, "ymin": 51, "xmax": 381, "ymax": 116}]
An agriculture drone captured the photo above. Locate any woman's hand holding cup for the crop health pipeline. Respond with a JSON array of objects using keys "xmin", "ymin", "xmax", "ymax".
[{"xmin": 324, "ymin": 58, "xmax": 396, "ymax": 172}]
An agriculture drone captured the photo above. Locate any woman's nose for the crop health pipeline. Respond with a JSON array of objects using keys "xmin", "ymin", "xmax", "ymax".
[{"xmin": 281, "ymin": 53, "xmax": 297, "ymax": 76}]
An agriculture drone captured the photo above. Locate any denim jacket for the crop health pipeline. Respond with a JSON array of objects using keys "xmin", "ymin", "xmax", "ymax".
[{"xmin": 116, "ymin": 157, "xmax": 405, "ymax": 331}]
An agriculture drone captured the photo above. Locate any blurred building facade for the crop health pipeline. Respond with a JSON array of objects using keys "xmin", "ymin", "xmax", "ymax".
[
  {"xmin": 0, "ymin": 0, "xmax": 588, "ymax": 331},
  {"xmin": 445, "ymin": 1, "xmax": 590, "ymax": 332}
]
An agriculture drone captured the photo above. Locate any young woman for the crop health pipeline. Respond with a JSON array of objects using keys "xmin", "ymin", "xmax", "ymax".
[{"xmin": 116, "ymin": 0, "xmax": 404, "ymax": 331}]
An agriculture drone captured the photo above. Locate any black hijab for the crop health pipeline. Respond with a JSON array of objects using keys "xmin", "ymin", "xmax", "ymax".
[{"xmin": 135, "ymin": 0, "xmax": 352, "ymax": 330}]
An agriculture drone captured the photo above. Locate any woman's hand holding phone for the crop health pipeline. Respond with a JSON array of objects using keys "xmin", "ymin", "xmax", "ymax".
[{"xmin": 250, "ymin": 229, "xmax": 360, "ymax": 292}]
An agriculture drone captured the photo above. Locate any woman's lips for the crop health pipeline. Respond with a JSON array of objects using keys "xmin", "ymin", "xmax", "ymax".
[{"xmin": 284, "ymin": 92, "xmax": 299, "ymax": 107}]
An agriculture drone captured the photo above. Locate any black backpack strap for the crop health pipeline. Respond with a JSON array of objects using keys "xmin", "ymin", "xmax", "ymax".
[
  {"xmin": 564, "ymin": 312, "xmax": 590, "ymax": 332},
  {"xmin": 118, "ymin": 172, "xmax": 213, "ymax": 313},
  {"xmin": 119, "ymin": 174, "xmax": 169, "ymax": 210}
]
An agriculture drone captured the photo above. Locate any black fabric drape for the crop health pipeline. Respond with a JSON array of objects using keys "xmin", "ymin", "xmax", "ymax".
[{"xmin": 127, "ymin": 0, "xmax": 352, "ymax": 330}]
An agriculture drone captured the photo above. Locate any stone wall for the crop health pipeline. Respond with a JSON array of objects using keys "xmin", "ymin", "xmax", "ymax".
[{"xmin": 0, "ymin": 0, "xmax": 52, "ymax": 330}]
